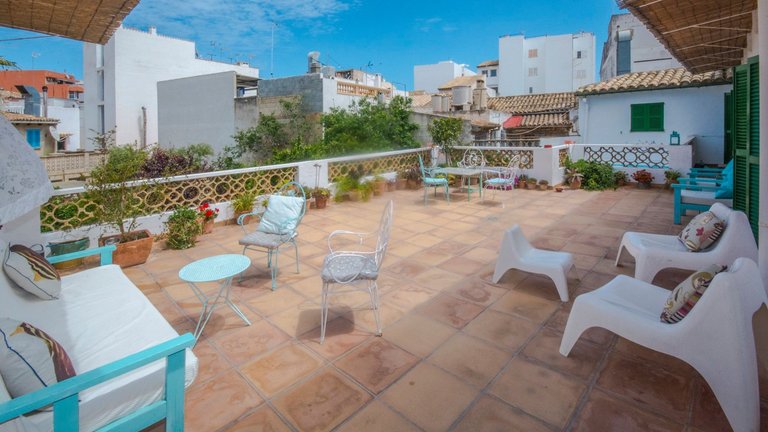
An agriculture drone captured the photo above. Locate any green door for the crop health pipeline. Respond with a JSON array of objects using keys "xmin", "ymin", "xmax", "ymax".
[{"xmin": 732, "ymin": 56, "xmax": 760, "ymax": 240}]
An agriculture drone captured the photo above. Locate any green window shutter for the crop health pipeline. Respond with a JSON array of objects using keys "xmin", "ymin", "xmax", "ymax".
[
  {"xmin": 647, "ymin": 103, "xmax": 664, "ymax": 131},
  {"xmin": 630, "ymin": 103, "xmax": 664, "ymax": 132},
  {"xmin": 724, "ymin": 91, "xmax": 733, "ymax": 163},
  {"xmin": 732, "ymin": 56, "xmax": 760, "ymax": 241}
]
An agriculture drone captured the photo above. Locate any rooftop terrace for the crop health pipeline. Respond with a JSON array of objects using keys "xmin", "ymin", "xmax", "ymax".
[{"xmin": 129, "ymin": 186, "xmax": 761, "ymax": 432}]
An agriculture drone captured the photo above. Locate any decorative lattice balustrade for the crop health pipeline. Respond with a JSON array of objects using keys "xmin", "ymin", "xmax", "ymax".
[
  {"xmin": 448, "ymin": 148, "xmax": 534, "ymax": 169},
  {"xmin": 583, "ymin": 145, "xmax": 670, "ymax": 169},
  {"xmin": 472, "ymin": 139, "xmax": 540, "ymax": 148},
  {"xmin": 327, "ymin": 149, "xmax": 431, "ymax": 182},
  {"xmin": 40, "ymin": 166, "xmax": 297, "ymax": 232},
  {"xmin": 41, "ymin": 151, "xmax": 107, "ymax": 182}
]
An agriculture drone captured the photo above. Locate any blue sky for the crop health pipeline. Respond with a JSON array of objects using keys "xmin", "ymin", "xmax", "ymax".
[{"xmin": 0, "ymin": 0, "xmax": 623, "ymax": 89}]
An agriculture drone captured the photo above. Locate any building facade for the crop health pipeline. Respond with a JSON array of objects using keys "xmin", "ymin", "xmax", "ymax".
[
  {"xmin": 495, "ymin": 32, "xmax": 596, "ymax": 96},
  {"xmin": 82, "ymin": 26, "xmax": 259, "ymax": 150},
  {"xmin": 577, "ymin": 68, "xmax": 731, "ymax": 165},
  {"xmin": 1, "ymin": 111, "xmax": 60, "ymax": 155},
  {"xmin": 600, "ymin": 13, "xmax": 682, "ymax": 81},
  {"xmin": 413, "ymin": 61, "xmax": 476, "ymax": 93},
  {"xmin": 0, "ymin": 70, "xmax": 83, "ymax": 150}
]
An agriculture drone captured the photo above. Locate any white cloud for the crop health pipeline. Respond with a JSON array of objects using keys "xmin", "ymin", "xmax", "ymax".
[{"xmin": 124, "ymin": 0, "xmax": 350, "ymax": 63}]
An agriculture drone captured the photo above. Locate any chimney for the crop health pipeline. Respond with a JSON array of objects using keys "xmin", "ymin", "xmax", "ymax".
[
  {"xmin": 148, "ymin": 26, "xmax": 157, "ymax": 35},
  {"xmin": 41, "ymin": 86, "xmax": 48, "ymax": 117},
  {"xmin": 308, "ymin": 51, "xmax": 321, "ymax": 74}
]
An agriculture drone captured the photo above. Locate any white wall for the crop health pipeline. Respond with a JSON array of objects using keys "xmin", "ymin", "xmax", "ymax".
[
  {"xmin": 578, "ymin": 84, "xmax": 731, "ymax": 164},
  {"xmin": 83, "ymin": 26, "xmax": 259, "ymax": 148},
  {"xmin": 498, "ymin": 33, "xmax": 595, "ymax": 96},
  {"xmin": 413, "ymin": 61, "xmax": 475, "ymax": 93},
  {"xmin": 600, "ymin": 14, "xmax": 682, "ymax": 81},
  {"xmin": 47, "ymin": 99, "xmax": 81, "ymax": 150},
  {"xmin": 158, "ymin": 71, "xmax": 237, "ymax": 155}
]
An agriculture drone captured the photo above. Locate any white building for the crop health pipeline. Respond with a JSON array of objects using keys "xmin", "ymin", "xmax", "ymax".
[
  {"xmin": 600, "ymin": 13, "xmax": 682, "ymax": 81},
  {"xmin": 577, "ymin": 68, "xmax": 731, "ymax": 165},
  {"xmin": 489, "ymin": 32, "xmax": 595, "ymax": 96},
  {"xmin": 413, "ymin": 60, "xmax": 475, "ymax": 93},
  {"xmin": 82, "ymin": 26, "xmax": 259, "ymax": 149},
  {"xmin": 476, "ymin": 60, "xmax": 499, "ymax": 94}
]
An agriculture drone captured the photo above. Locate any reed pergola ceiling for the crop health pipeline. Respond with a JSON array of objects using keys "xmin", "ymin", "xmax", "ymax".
[
  {"xmin": 619, "ymin": 0, "xmax": 757, "ymax": 74},
  {"xmin": 0, "ymin": 0, "xmax": 141, "ymax": 44}
]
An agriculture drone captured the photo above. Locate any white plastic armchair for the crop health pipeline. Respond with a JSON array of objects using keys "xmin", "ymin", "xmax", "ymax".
[
  {"xmin": 560, "ymin": 258, "xmax": 767, "ymax": 432},
  {"xmin": 492, "ymin": 225, "xmax": 574, "ymax": 302},
  {"xmin": 238, "ymin": 182, "xmax": 306, "ymax": 290},
  {"xmin": 320, "ymin": 200, "xmax": 393, "ymax": 343},
  {"xmin": 615, "ymin": 203, "xmax": 757, "ymax": 283}
]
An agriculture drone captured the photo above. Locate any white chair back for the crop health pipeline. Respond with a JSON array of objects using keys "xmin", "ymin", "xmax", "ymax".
[{"xmin": 374, "ymin": 200, "xmax": 394, "ymax": 270}]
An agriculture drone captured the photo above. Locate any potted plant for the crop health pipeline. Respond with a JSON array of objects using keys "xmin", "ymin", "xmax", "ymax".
[
  {"xmin": 395, "ymin": 171, "xmax": 408, "ymax": 190},
  {"xmin": 565, "ymin": 168, "xmax": 583, "ymax": 190},
  {"xmin": 613, "ymin": 170, "xmax": 629, "ymax": 187},
  {"xmin": 197, "ymin": 201, "xmax": 219, "ymax": 234},
  {"xmin": 372, "ymin": 175, "xmax": 387, "ymax": 196},
  {"xmin": 231, "ymin": 191, "xmax": 257, "ymax": 224},
  {"xmin": 538, "ymin": 179, "xmax": 549, "ymax": 191},
  {"xmin": 631, "ymin": 169, "xmax": 655, "ymax": 189},
  {"xmin": 664, "ymin": 169, "xmax": 682, "ymax": 190},
  {"xmin": 404, "ymin": 166, "xmax": 422, "ymax": 190},
  {"xmin": 386, "ymin": 178, "xmax": 397, "ymax": 192},
  {"xmin": 334, "ymin": 175, "xmax": 358, "ymax": 202},
  {"xmin": 527, "ymin": 177, "xmax": 538, "ymax": 190},
  {"xmin": 164, "ymin": 206, "xmax": 201, "ymax": 250},
  {"xmin": 85, "ymin": 144, "xmax": 154, "ymax": 268},
  {"xmin": 312, "ymin": 187, "xmax": 331, "ymax": 209},
  {"xmin": 359, "ymin": 181, "xmax": 374, "ymax": 202}
]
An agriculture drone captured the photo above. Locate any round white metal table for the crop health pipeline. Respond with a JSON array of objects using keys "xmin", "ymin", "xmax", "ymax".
[{"xmin": 179, "ymin": 254, "xmax": 251, "ymax": 341}]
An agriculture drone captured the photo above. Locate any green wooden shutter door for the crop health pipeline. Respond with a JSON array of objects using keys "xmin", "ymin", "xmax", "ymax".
[
  {"xmin": 647, "ymin": 103, "xmax": 664, "ymax": 131},
  {"xmin": 732, "ymin": 57, "xmax": 760, "ymax": 240},
  {"xmin": 724, "ymin": 91, "xmax": 733, "ymax": 163}
]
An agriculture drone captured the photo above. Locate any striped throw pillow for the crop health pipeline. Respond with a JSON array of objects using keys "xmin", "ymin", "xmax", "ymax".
[
  {"xmin": 660, "ymin": 264, "xmax": 725, "ymax": 323},
  {"xmin": 3, "ymin": 245, "xmax": 61, "ymax": 300}
]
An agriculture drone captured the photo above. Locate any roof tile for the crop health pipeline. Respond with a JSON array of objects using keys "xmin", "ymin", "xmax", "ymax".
[{"xmin": 576, "ymin": 67, "xmax": 731, "ymax": 96}]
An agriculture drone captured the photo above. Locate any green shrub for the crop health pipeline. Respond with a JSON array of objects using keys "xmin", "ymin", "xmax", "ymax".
[
  {"xmin": 569, "ymin": 160, "xmax": 615, "ymax": 191},
  {"xmin": 165, "ymin": 207, "xmax": 200, "ymax": 250}
]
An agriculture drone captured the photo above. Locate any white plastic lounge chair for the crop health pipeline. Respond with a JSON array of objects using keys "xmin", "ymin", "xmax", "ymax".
[
  {"xmin": 560, "ymin": 258, "xmax": 767, "ymax": 432},
  {"xmin": 615, "ymin": 203, "xmax": 757, "ymax": 283},
  {"xmin": 492, "ymin": 225, "xmax": 574, "ymax": 302},
  {"xmin": 320, "ymin": 200, "xmax": 393, "ymax": 343}
]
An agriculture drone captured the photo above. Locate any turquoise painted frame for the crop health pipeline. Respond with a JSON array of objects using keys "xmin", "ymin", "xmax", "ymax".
[
  {"xmin": 0, "ymin": 245, "xmax": 195, "ymax": 431},
  {"xmin": 672, "ymin": 181, "xmax": 721, "ymax": 224}
]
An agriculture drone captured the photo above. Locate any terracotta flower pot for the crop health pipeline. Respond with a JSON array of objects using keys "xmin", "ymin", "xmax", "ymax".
[
  {"xmin": 637, "ymin": 182, "xmax": 651, "ymax": 189},
  {"xmin": 374, "ymin": 181, "xmax": 387, "ymax": 196},
  {"xmin": 315, "ymin": 196, "xmax": 328, "ymax": 209},
  {"xmin": 406, "ymin": 179, "xmax": 420, "ymax": 190},
  {"xmin": 570, "ymin": 179, "xmax": 582, "ymax": 190},
  {"xmin": 387, "ymin": 182, "xmax": 396, "ymax": 192},
  {"xmin": 348, "ymin": 190, "xmax": 362, "ymax": 201},
  {"xmin": 234, "ymin": 210, "xmax": 252, "ymax": 225},
  {"xmin": 98, "ymin": 229, "xmax": 153, "ymax": 268},
  {"xmin": 202, "ymin": 219, "xmax": 214, "ymax": 234},
  {"xmin": 395, "ymin": 179, "xmax": 407, "ymax": 190}
]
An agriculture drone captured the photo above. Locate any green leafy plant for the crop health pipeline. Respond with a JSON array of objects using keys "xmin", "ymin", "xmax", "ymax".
[
  {"xmin": 565, "ymin": 159, "xmax": 615, "ymax": 191},
  {"xmin": 334, "ymin": 175, "xmax": 360, "ymax": 202},
  {"xmin": 84, "ymin": 145, "xmax": 151, "ymax": 241},
  {"xmin": 613, "ymin": 170, "xmax": 629, "ymax": 186},
  {"xmin": 358, "ymin": 181, "xmax": 374, "ymax": 201},
  {"xmin": 632, "ymin": 169, "xmax": 655, "ymax": 184},
  {"xmin": 165, "ymin": 206, "xmax": 200, "ymax": 250},
  {"xmin": 428, "ymin": 117, "xmax": 463, "ymax": 165},
  {"xmin": 231, "ymin": 191, "xmax": 257, "ymax": 213},
  {"xmin": 311, "ymin": 187, "xmax": 331, "ymax": 199}
]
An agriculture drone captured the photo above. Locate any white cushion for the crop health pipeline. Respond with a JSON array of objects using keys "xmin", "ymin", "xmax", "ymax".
[
  {"xmin": 3, "ymin": 244, "xmax": 61, "ymax": 300},
  {"xmin": 257, "ymin": 195, "xmax": 304, "ymax": 235}
]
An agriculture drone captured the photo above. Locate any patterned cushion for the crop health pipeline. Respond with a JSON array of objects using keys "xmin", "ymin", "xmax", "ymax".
[
  {"xmin": 0, "ymin": 318, "xmax": 76, "ymax": 398},
  {"xmin": 239, "ymin": 231, "xmax": 292, "ymax": 248},
  {"xmin": 660, "ymin": 265, "xmax": 725, "ymax": 323},
  {"xmin": 257, "ymin": 195, "xmax": 304, "ymax": 235},
  {"xmin": 678, "ymin": 211, "xmax": 726, "ymax": 252},
  {"xmin": 321, "ymin": 254, "xmax": 378, "ymax": 283},
  {"xmin": 3, "ymin": 244, "xmax": 61, "ymax": 299}
]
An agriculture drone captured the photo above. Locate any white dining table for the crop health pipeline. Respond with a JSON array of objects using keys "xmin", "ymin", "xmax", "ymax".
[{"xmin": 433, "ymin": 166, "xmax": 485, "ymax": 201}]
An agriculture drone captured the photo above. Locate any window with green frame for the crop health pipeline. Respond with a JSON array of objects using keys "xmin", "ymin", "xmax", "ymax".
[{"xmin": 630, "ymin": 102, "xmax": 664, "ymax": 132}]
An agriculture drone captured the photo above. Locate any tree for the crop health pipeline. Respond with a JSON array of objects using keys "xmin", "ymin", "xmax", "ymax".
[
  {"xmin": 0, "ymin": 56, "xmax": 18, "ymax": 69},
  {"xmin": 428, "ymin": 117, "xmax": 464, "ymax": 165}
]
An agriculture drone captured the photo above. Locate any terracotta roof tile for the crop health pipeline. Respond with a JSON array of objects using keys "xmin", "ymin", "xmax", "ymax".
[
  {"xmin": 437, "ymin": 75, "xmax": 484, "ymax": 90},
  {"xmin": 410, "ymin": 93, "xmax": 435, "ymax": 108},
  {"xmin": 576, "ymin": 67, "xmax": 731, "ymax": 96},
  {"xmin": 2, "ymin": 111, "xmax": 59, "ymax": 124},
  {"xmin": 488, "ymin": 92, "xmax": 577, "ymax": 114},
  {"xmin": 477, "ymin": 60, "xmax": 499, "ymax": 68}
]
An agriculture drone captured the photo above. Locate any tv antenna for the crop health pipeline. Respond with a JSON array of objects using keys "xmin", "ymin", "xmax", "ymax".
[
  {"xmin": 31, "ymin": 52, "xmax": 40, "ymax": 68},
  {"xmin": 270, "ymin": 21, "xmax": 278, "ymax": 77}
]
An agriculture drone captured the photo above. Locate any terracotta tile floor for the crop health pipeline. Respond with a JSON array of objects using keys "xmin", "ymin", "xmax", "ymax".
[{"xmin": 132, "ymin": 186, "xmax": 764, "ymax": 431}]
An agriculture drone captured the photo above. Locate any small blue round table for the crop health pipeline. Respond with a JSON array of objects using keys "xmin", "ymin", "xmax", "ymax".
[{"xmin": 179, "ymin": 254, "xmax": 251, "ymax": 341}]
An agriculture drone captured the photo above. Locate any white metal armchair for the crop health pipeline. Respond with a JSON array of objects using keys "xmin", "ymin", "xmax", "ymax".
[
  {"xmin": 615, "ymin": 203, "xmax": 757, "ymax": 283},
  {"xmin": 238, "ymin": 182, "xmax": 306, "ymax": 290},
  {"xmin": 484, "ymin": 154, "xmax": 521, "ymax": 200},
  {"xmin": 320, "ymin": 200, "xmax": 393, "ymax": 343}
]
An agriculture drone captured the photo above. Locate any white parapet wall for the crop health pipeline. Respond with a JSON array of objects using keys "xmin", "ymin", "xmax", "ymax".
[{"xmin": 568, "ymin": 142, "xmax": 693, "ymax": 184}]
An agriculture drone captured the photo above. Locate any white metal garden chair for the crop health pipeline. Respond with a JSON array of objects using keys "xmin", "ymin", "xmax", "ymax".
[
  {"xmin": 484, "ymin": 154, "xmax": 521, "ymax": 200},
  {"xmin": 320, "ymin": 200, "xmax": 393, "ymax": 343},
  {"xmin": 560, "ymin": 258, "xmax": 767, "ymax": 432},
  {"xmin": 615, "ymin": 203, "xmax": 757, "ymax": 283},
  {"xmin": 492, "ymin": 225, "xmax": 574, "ymax": 302},
  {"xmin": 458, "ymin": 148, "xmax": 486, "ymax": 198},
  {"xmin": 238, "ymin": 182, "xmax": 306, "ymax": 290}
]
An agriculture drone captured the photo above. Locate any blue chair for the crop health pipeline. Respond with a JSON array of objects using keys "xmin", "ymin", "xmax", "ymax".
[
  {"xmin": 672, "ymin": 174, "xmax": 733, "ymax": 224},
  {"xmin": 238, "ymin": 182, "xmax": 306, "ymax": 290},
  {"xmin": 484, "ymin": 155, "xmax": 521, "ymax": 200},
  {"xmin": 418, "ymin": 154, "xmax": 449, "ymax": 205}
]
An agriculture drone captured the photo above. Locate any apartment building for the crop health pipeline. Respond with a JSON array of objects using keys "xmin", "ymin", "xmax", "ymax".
[{"xmin": 413, "ymin": 60, "xmax": 476, "ymax": 93}]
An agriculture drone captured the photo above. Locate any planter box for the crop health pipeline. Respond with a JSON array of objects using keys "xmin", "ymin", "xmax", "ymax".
[{"xmin": 98, "ymin": 230, "xmax": 153, "ymax": 268}]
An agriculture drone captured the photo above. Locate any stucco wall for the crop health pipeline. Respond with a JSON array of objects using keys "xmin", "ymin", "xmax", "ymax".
[
  {"xmin": 578, "ymin": 84, "xmax": 731, "ymax": 165},
  {"xmin": 47, "ymin": 101, "xmax": 81, "ymax": 151},
  {"xmin": 413, "ymin": 61, "xmax": 476, "ymax": 93},
  {"xmin": 410, "ymin": 112, "xmax": 472, "ymax": 147},
  {"xmin": 157, "ymin": 71, "xmax": 237, "ymax": 155},
  {"xmin": 258, "ymin": 74, "xmax": 325, "ymax": 113}
]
